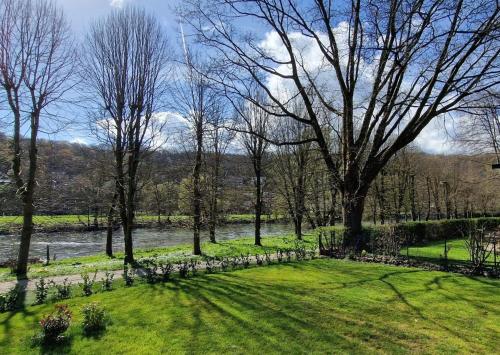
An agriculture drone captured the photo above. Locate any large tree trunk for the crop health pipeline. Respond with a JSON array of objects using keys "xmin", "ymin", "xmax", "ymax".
[
  {"xmin": 294, "ymin": 214, "xmax": 303, "ymax": 240},
  {"xmin": 16, "ymin": 196, "xmax": 34, "ymax": 275},
  {"xmin": 123, "ymin": 217, "xmax": 134, "ymax": 264},
  {"xmin": 106, "ymin": 192, "xmax": 117, "ymax": 257},
  {"xmin": 15, "ymin": 116, "xmax": 38, "ymax": 276},
  {"xmin": 342, "ymin": 190, "xmax": 366, "ymax": 252}
]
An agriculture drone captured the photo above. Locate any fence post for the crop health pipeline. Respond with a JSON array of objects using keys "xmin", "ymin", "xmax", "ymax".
[
  {"xmin": 494, "ymin": 238, "xmax": 497, "ymax": 273},
  {"xmin": 46, "ymin": 244, "xmax": 50, "ymax": 266},
  {"xmin": 444, "ymin": 235, "xmax": 448, "ymax": 271}
]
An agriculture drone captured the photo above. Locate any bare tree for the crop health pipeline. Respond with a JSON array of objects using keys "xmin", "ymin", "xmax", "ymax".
[
  {"xmin": 455, "ymin": 93, "xmax": 500, "ymax": 163},
  {"xmin": 272, "ymin": 115, "xmax": 313, "ymax": 240},
  {"xmin": 172, "ymin": 45, "xmax": 220, "ymax": 255},
  {"xmin": 205, "ymin": 107, "xmax": 233, "ymax": 243},
  {"xmin": 184, "ymin": 0, "xmax": 500, "ymax": 250},
  {"xmin": 238, "ymin": 95, "xmax": 270, "ymax": 246},
  {"xmin": 0, "ymin": 0, "xmax": 75, "ymax": 275},
  {"xmin": 82, "ymin": 7, "xmax": 169, "ymax": 264}
]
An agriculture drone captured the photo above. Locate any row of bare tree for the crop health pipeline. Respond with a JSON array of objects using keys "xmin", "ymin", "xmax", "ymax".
[{"xmin": 0, "ymin": 0, "xmax": 498, "ymax": 275}]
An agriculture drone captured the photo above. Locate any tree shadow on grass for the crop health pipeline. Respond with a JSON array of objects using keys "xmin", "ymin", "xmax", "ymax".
[
  {"xmin": 0, "ymin": 275, "xmax": 36, "ymax": 349},
  {"xmin": 377, "ymin": 270, "xmax": 499, "ymax": 344},
  {"xmin": 166, "ymin": 267, "xmax": 422, "ymax": 353},
  {"xmin": 36, "ymin": 335, "xmax": 73, "ymax": 355}
]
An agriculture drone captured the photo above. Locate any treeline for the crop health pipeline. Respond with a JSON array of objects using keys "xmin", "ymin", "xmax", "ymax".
[{"xmin": 1, "ymin": 133, "xmax": 498, "ymax": 228}]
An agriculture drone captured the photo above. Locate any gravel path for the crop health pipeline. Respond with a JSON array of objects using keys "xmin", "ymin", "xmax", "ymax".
[{"xmin": 0, "ymin": 253, "xmax": 304, "ymax": 293}]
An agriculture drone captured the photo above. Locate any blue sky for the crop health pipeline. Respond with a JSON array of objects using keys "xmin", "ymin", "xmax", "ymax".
[
  {"xmin": 47, "ymin": 0, "xmax": 181, "ymax": 145},
  {"xmin": 55, "ymin": 0, "xmax": 177, "ymax": 35},
  {"xmin": 1, "ymin": 0, "xmax": 457, "ymax": 154}
]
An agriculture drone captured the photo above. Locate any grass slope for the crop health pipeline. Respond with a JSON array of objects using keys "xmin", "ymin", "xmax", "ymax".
[{"xmin": 1, "ymin": 259, "xmax": 499, "ymax": 354}]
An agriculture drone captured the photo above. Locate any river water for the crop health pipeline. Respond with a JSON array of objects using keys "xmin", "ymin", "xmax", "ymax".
[{"xmin": 0, "ymin": 224, "xmax": 292, "ymax": 261}]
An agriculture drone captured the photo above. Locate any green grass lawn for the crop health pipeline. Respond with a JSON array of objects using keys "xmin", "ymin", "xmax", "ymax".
[
  {"xmin": 404, "ymin": 238, "xmax": 496, "ymax": 264},
  {"xmin": 0, "ymin": 259, "xmax": 498, "ymax": 354},
  {"xmin": 0, "ymin": 234, "xmax": 316, "ymax": 282}
]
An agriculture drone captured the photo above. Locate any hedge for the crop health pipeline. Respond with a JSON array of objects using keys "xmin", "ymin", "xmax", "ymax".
[{"xmin": 315, "ymin": 217, "xmax": 500, "ymax": 248}]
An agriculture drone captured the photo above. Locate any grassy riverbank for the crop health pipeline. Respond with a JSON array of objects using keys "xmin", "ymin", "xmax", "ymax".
[
  {"xmin": 0, "ymin": 234, "xmax": 315, "ymax": 282},
  {"xmin": 0, "ymin": 214, "xmax": 283, "ymax": 234},
  {"xmin": 1, "ymin": 258, "xmax": 499, "ymax": 354}
]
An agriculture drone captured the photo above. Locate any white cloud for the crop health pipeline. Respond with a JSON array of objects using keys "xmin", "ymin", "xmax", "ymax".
[
  {"xmin": 110, "ymin": 0, "xmax": 125, "ymax": 9},
  {"xmin": 258, "ymin": 26, "xmax": 461, "ymax": 155},
  {"xmin": 415, "ymin": 118, "xmax": 458, "ymax": 154},
  {"xmin": 95, "ymin": 111, "xmax": 190, "ymax": 150},
  {"xmin": 70, "ymin": 137, "xmax": 88, "ymax": 145}
]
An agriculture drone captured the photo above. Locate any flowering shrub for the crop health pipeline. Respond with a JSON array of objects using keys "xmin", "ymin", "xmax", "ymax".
[{"xmin": 39, "ymin": 304, "xmax": 72, "ymax": 342}]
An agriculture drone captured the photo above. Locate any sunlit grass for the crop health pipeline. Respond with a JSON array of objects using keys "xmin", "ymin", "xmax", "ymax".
[
  {"xmin": 404, "ymin": 238, "xmax": 496, "ymax": 264},
  {"xmin": 0, "ymin": 259, "xmax": 498, "ymax": 354},
  {"xmin": 0, "ymin": 234, "xmax": 315, "ymax": 282}
]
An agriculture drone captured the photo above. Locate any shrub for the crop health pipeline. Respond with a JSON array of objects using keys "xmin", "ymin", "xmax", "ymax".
[
  {"xmin": 230, "ymin": 256, "xmax": 240, "ymax": 269},
  {"xmin": 159, "ymin": 261, "xmax": 174, "ymax": 281},
  {"xmin": 52, "ymin": 278, "xmax": 71, "ymax": 300},
  {"xmin": 219, "ymin": 257, "xmax": 229, "ymax": 272},
  {"xmin": 123, "ymin": 265, "xmax": 135, "ymax": 286},
  {"xmin": 80, "ymin": 272, "xmax": 97, "ymax": 296},
  {"xmin": 101, "ymin": 272, "xmax": 114, "ymax": 291},
  {"xmin": 276, "ymin": 249, "xmax": 283, "ymax": 263},
  {"xmin": 82, "ymin": 302, "xmax": 107, "ymax": 334},
  {"xmin": 34, "ymin": 278, "xmax": 49, "ymax": 305},
  {"xmin": 241, "ymin": 253, "xmax": 251, "ymax": 268},
  {"xmin": 464, "ymin": 226, "xmax": 495, "ymax": 273},
  {"xmin": 178, "ymin": 261, "xmax": 189, "ymax": 278},
  {"xmin": 294, "ymin": 241, "xmax": 307, "ymax": 261},
  {"xmin": 204, "ymin": 257, "xmax": 216, "ymax": 274},
  {"xmin": 0, "ymin": 286, "xmax": 19, "ymax": 312},
  {"xmin": 189, "ymin": 259, "xmax": 199, "ymax": 276},
  {"xmin": 141, "ymin": 257, "xmax": 159, "ymax": 284},
  {"xmin": 315, "ymin": 217, "xmax": 500, "ymax": 253},
  {"xmin": 308, "ymin": 243, "xmax": 318, "ymax": 259},
  {"xmin": 264, "ymin": 250, "xmax": 272, "ymax": 265},
  {"xmin": 39, "ymin": 304, "xmax": 72, "ymax": 343},
  {"xmin": 255, "ymin": 254, "xmax": 264, "ymax": 266}
]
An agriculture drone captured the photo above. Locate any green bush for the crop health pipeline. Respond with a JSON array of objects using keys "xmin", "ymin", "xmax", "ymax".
[
  {"xmin": 34, "ymin": 278, "xmax": 49, "ymax": 305},
  {"xmin": 82, "ymin": 302, "xmax": 107, "ymax": 334},
  {"xmin": 0, "ymin": 286, "xmax": 19, "ymax": 312},
  {"xmin": 315, "ymin": 217, "xmax": 500, "ymax": 252},
  {"xmin": 52, "ymin": 278, "xmax": 72, "ymax": 300}
]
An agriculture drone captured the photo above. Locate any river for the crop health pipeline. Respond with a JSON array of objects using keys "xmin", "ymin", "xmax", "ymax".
[{"xmin": 0, "ymin": 223, "xmax": 293, "ymax": 261}]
